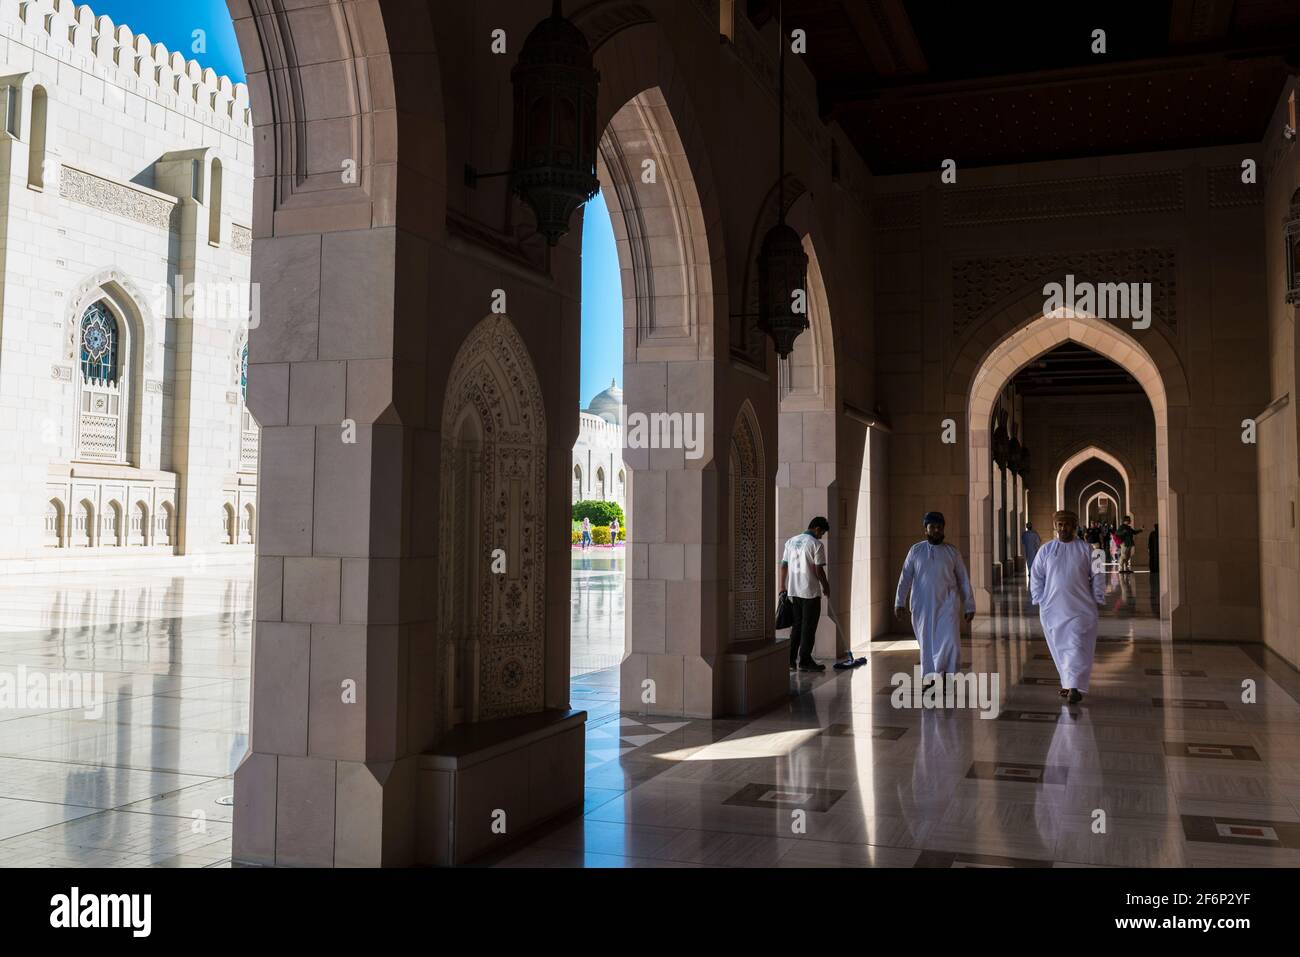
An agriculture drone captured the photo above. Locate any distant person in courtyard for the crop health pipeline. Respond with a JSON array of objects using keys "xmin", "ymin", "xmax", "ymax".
[
  {"xmin": 1117, "ymin": 516, "xmax": 1143, "ymax": 573},
  {"xmin": 609, "ymin": 516, "xmax": 620, "ymax": 545},
  {"xmin": 1030, "ymin": 509, "xmax": 1106, "ymax": 704},
  {"xmin": 581, "ymin": 516, "xmax": 592, "ymax": 549},
  {"xmin": 1021, "ymin": 522, "xmax": 1041, "ymax": 581},
  {"xmin": 1148, "ymin": 522, "xmax": 1159, "ymax": 575},
  {"xmin": 894, "ymin": 511, "xmax": 976, "ymax": 685},
  {"xmin": 780, "ymin": 516, "xmax": 832, "ymax": 673}
]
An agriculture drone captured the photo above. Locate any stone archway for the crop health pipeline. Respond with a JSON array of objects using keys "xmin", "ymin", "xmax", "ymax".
[
  {"xmin": 1057, "ymin": 445, "xmax": 1131, "ymax": 514},
  {"xmin": 589, "ymin": 22, "xmax": 731, "ymax": 717},
  {"xmin": 1077, "ymin": 479, "xmax": 1124, "ymax": 519},
  {"xmin": 959, "ymin": 306, "xmax": 1187, "ymax": 625},
  {"xmin": 1084, "ymin": 491, "xmax": 1119, "ymax": 525},
  {"xmin": 230, "ymin": 0, "xmax": 447, "ymax": 868}
]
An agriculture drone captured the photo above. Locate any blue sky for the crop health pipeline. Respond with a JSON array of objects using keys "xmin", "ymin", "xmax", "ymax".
[
  {"xmin": 102, "ymin": 0, "xmax": 622, "ymax": 404},
  {"xmin": 581, "ymin": 191, "xmax": 623, "ymax": 408},
  {"xmin": 90, "ymin": 0, "xmax": 245, "ymax": 83}
]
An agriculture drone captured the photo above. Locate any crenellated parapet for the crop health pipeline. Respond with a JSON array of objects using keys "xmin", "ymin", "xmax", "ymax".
[{"xmin": 2, "ymin": 0, "xmax": 250, "ymax": 134}]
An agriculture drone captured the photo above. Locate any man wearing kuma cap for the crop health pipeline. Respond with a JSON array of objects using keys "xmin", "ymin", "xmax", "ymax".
[{"xmin": 894, "ymin": 511, "xmax": 976, "ymax": 685}]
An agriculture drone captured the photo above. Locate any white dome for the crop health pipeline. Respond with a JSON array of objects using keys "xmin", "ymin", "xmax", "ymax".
[{"xmin": 585, "ymin": 378, "xmax": 623, "ymax": 424}]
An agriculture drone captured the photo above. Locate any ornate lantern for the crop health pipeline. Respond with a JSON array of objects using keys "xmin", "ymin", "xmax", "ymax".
[
  {"xmin": 756, "ymin": 0, "xmax": 808, "ymax": 360},
  {"xmin": 1007, "ymin": 436, "xmax": 1023, "ymax": 475},
  {"xmin": 991, "ymin": 418, "xmax": 1009, "ymax": 468},
  {"xmin": 758, "ymin": 221, "xmax": 809, "ymax": 359},
  {"xmin": 509, "ymin": 0, "xmax": 600, "ymax": 246},
  {"xmin": 1285, "ymin": 189, "xmax": 1300, "ymax": 305}
]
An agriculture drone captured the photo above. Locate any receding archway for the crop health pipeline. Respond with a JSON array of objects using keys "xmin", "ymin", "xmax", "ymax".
[
  {"xmin": 963, "ymin": 309, "xmax": 1184, "ymax": 623},
  {"xmin": 1077, "ymin": 479, "xmax": 1123, "ymax": 520},
  {"xmin": 1057, "ymin": 445, "xmax": 1131, "ymax": 514}
]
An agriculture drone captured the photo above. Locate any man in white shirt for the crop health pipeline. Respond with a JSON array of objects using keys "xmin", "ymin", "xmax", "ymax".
[{"xmin": 779, "ymin": 516, "xmax": 831, "ymax": 672}]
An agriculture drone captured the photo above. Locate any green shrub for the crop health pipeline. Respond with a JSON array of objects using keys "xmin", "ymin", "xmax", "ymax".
[
  {"xmin": 571, "ymin": 529, "xmax": 581, "ymax": 544},
  {"xmin": 572, "ymin": 500, "xmax": 624, "ymax": 526},
  {"xmin": 591, "ymin": 526, "xmax": 611, "ymax": 545}
]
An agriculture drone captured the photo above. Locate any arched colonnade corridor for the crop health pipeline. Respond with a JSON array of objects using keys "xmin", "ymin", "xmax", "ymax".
[{"xmin": 0, "ymin": 0, "xmax": 1297, "ymax": 871}]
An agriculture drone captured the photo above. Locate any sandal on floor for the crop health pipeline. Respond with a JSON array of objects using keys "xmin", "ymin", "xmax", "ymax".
[
  {"xmin": 1058, "ymin": 688, "xmax": 1070, "ymax": 698},
  {"xmin": 1067, "ymin": 689, "xmax": 1084, "ymax": 704}
]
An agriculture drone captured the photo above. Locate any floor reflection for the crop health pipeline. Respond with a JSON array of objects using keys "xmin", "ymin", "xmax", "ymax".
[
  {"xmin": 571, "ymin": 547, "xmax": 624, "ymax": 677},
  {"xmin": 502, "ymin": 572, "xmax": 1300, "ymax": 868},
  {"xmin": 0, "ymin": 563, "xmax": 250, "ymax": 866}
]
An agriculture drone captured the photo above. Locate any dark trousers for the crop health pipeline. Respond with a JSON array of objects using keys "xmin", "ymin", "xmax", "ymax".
[{"xmin": 789, "ymin": 595, "xmax": 822, "ymax": 665}]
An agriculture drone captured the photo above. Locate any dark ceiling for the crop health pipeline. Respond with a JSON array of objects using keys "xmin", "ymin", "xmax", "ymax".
[
  {"xmin": 761, "ymin": 0, "xmax": 1300, "ymax": 173},
  {"xmin": 1011, "ymin": 343, "xmax": 1143, "ymax": 397}
]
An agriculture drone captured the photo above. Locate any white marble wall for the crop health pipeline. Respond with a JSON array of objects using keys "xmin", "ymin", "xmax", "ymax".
[{"xmin": 0, "ymin": 0, "xmax": 254, "ymax": 562}]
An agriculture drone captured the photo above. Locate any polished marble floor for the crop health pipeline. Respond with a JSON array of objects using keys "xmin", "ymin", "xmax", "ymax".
[
  {"xmin": 0, "ymin": 564, "xmax": 250, "ymax": 866},
  {"xmin": 2, "ymin": 562, "xmax": 1296, "ymax": 868},
  {"xmin": 499, "ymin": 570, "xmax": 1300, "ymax": 868},
  {"xmin": 570, "ymin": 548, "xmax": 625, "ymax": 677}
]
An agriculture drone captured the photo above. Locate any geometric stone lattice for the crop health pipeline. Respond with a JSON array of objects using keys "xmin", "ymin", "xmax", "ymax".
[
  {"xmin": 952, "ymin": 247, "xmax": 1178, "ymax": 337},
  {"xmin": 729, "ymin": 401, "xmax": 764, "ymax": 641},
  {"xmin": 438, "ymin": 315, "xmax": 547, "ymax": 727}
]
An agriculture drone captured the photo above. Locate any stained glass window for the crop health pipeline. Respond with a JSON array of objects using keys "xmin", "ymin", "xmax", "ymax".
[
  {"xmin": 80, "ymin": 302, "xmax": 118, "ymax": 384},
  {"xmin": 240, "ymin": 341, "xmax": 249, "ymax": 400}
]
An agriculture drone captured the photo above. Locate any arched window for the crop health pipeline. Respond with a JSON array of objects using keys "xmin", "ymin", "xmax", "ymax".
[
  {"xmin": 158, "ymin": 501, "xmax": 175, "ymax": 547},
  {"xmin": 28, "ymin": 85, "xmax": 47, "ymax": 190},
  {"xmin": 209, "ymin": 158, "xmax": 223, "ymax": 245},
  {"xmin": 105, "ymin": 501, "xmax": 123, "ymax": 546},
  {"xmin": 596, "ymin": 467, "xmax": 606, "ymax": 500},
  {"xmin": 77, "ymin": 500, "xmax": 95, "ymax": 547},
  {"xmin": 223, "ymin": 503, "xmax": 237, "ymax": 544},
  {"xmin": 134, "ymin": 502, "xmax": 149, "ymax": 546},
  {"xmin": 238, "ymin": 338, "xmax": 258, "ymax": 472},
  {"xmin": 617, "ymin": 469, "xmax": 626, "ymax": 503},
  {"xmin": 572, "ymin": 464, "xmax": 582, "ymax": 502},
  {"xmin": 243, "ymin": 503, "xmax": 256, "ymax": 544},
  {"xmin": 80, "ymin": 302, "xmax": 118, "ymax": 384},
  {"xmin": 77, "ymin": 299, "xmax": 130, "ymax": 463},
  {"xmin": 45, "ymin": 498, "xmax": 64, "ymax": 547}
]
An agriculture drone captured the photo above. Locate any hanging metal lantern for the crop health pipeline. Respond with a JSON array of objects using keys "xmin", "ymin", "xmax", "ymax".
[
  {"xmin": 991, "ymin": 418, "xmax": 1009, "ymax": 467},
  {"xmin": 1007, "ymin": 437, "xmax": 1023, "ymax": 475},
  {"xmin": 758, "ymin": 221, "xmax": 809, "ymax": 359},
  {"xmin": 755, "ymin": 0, "xmax": 807, "ymax": 360},
  {"xmin": 1285, "ymin": 189, "xmax": 1300, "ymax": 305},
  {"xmin": 510, "ymin": 0, "xmax": 600, "ymax": 246}
]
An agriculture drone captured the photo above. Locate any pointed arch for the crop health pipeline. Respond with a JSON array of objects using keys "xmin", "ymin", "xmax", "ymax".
[
  {"xmin": 962, "ymin": 308, "xmax": 1182, "ymax": 621},
  {"xmin": 1057, "ymin": 446, "xmax": 1131, "ymax": 513},
  {"xmin": 1084, "ymin": 491, "xmax": 1119, "ymax": 525},
  {"xmin": 437, "ymin": 315, "xmax": 548, "ymax": 734},
  {"xmin": 1077, "ymin": 479, "xmax": 1123, "ymax": 519}
]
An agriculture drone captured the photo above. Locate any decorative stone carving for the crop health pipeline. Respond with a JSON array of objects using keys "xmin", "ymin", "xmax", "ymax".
[
  {"xmin": 145, "ymin": 380, "xmax": 164, "ymax": 394},
  {"xmin": 51, "ymin": 365, "xmax": 72, "ymax": 381},
  {"xmin": 1207, "ymin": 165, "xmax": 1262, "ymax": 208},
  {"xmin": 729, "ymin": 402, "xmax": 765, "ymax": 641},
  {"xmin": 942, "ymin": 172, "xmax": 1184, "ymax": 226},
  {"xmin": 952, "ymin": 247, "xmax": 1178, "ymax": 337},
  {"xmin": 58, "ymin": 166, "xmax": 178, "ymax": 231},
  {"xmin": 231, "ymin": 224, "xmax": 253, "ymax": 254},
  {"xmin": 438, "ymin": 315, "xmax": 548, "ymax": 730},
  {"xmin": 872, "ymin": 191, "xmax": 922, "ymax": 229},
  {"xmin": 64, "ymin": 269, "xmax": 160, "ymax": 368}
]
